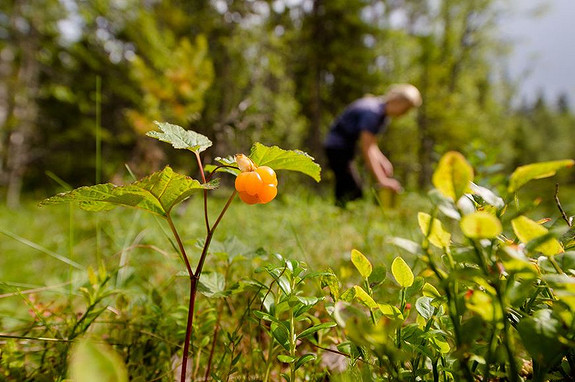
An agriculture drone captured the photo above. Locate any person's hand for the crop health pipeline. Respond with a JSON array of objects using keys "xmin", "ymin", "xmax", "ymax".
[
  {"xmin": 381, "ymin": 160, "xmax": 394, "ymax": 177},
  {"xmin": 379, "ymin": 178, "xmax": 402, "ymax": 193}
]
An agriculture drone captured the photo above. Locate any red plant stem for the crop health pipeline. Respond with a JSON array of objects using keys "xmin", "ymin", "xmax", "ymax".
[
  {"xmin": 166, "ymin": 214, "xmax": 194, "ymax": 278},
  {"xmin": 180, "ymin": 190, "xmax": 237, "ymax": 382}
]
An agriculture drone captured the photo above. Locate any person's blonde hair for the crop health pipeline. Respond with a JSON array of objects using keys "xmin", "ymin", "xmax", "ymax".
[{"xmin": 384, "ymin": 84, "xmax": 422, "ymax": 107}]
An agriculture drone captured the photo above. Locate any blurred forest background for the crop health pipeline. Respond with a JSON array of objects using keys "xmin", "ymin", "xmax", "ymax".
[{"xmin": 1, "ymin": 0, "xmax": 574, "ymax": 208}]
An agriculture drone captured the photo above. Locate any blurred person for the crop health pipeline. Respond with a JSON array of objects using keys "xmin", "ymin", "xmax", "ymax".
[{"xmin": 324, "ymin": 84, "xmax": 422, "ymax": 207}]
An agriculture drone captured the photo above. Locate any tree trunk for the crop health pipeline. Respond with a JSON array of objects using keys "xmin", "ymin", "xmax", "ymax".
[{"xmin": 3, "ymin": 0, "xmax": 41, "ymax": 208}]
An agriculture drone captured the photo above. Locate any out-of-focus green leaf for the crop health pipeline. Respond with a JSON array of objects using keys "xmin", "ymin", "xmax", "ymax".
[
  {"xmin": 418, "ymin": 212, "xmax": 451, "ymax": 249},
  {"xmin": 350, "ymin": 249, "xmax": 372, "ymax": 279},
  {"xmin": 198, "ymin": 272, "xmax": 226, "ymax": 298},
  {"xmin": 432, "ymin": 151, "xmax": 474, "ymax": 201},
  {"xmin": 68, "ymin": 337, "xmax": 128, "ymax": 382},
  {"xmin": 517, "ymin": 309, "xmax": 566, "ymax": 368},
  {"xmin": 249, "ymin": 143, "xmax": 321, "ymax": 182},
  {"xmin": 391, "ymin": 257, "xmax": 414, "ymax": 288},
  {"xmin": 512, "ymin": 216, "xmax": 564, "ymax": 256},
  {"xmin": 508, "ymin": 159, "xmax": 574, "ymax": 193},
  {"xmin": 387, "ymin": 237, "xmax": 422, "ymax": 255},
  {"xmin": 147, "ymin": 121, "xmax": 212, "ymax": 153},
  {"xmin": 460, "ymin": 211, "xmax": 502, "ymax": 239},
  {"xmin": 41, "ymin": 166, "xmax": 217, "ymax": 217}
]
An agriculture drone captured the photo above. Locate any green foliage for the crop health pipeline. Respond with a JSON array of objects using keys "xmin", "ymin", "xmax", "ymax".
[
  {"xmin": 147, "ymin": 121, "xmax": 213, "ymax": 153},
  {"xmin": 249, "ymin": 143, "xmax": 322, "ymax": 182},
  {"xmin": 41, "ymin": 166, "xmax": 216, "ymax": 216},
  {"xmin": 68, "ymin": 338, "xmax": 128, "ymax": 382}
]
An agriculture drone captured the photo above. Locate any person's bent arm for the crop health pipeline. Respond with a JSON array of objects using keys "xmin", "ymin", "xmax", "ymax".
[{"xmin": 360, "ymin": 131, "xmax": 401, "ymax": 192}]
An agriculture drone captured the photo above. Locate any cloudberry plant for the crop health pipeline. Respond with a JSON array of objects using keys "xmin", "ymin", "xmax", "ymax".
[{"xmin": 234, "ymin": 154, "xmax": 278, "ymax": 205}]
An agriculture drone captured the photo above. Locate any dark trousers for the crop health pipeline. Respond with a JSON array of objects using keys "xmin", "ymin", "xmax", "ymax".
[{"xmin": 325, "ymin": 147, "xmax": 363, "ymax": 207}]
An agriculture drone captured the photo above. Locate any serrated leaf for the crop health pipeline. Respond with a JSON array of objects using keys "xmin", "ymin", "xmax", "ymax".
[
  {"xmin": 432, "ymin": 151, "xmax": 474, "ymax": 201},
  {"xmin": 68, "ymin": 338, "xmax": 128, "ymax": 382},
  {"xmin": 249, "ymin": 143, "xmax": 321, "ymax": 182},
  {"xmin": 350, "ymin": 249, "xmax": 372, "ymax": 279},
  {"xmin": 418, "ymin": 212, "xmax": 451, "ymax": 249},
  {"xmin": 508, "ymin": 159, "xmax": 575, "ymax": 193},
  {"xmin": 460, "ymin": 211, "xmax": 502, "ymax": 239},
  {"xmin": 391, "ymin": 257, "xmax": 414, "ymax": 288},
  {"xmin": 41, "ymin": 166, "xmax": 216, "ymax": 217},
  {"xmin": 512, "ymin": 216, "xmax": 564, "ymax": 256},
  {"xmin": 198, "ymin": 272, "xmax": 226, "ymax": 298},
  {"xmin": 147, "ymin": 121, "xmax": 212, "ymax": 152}
]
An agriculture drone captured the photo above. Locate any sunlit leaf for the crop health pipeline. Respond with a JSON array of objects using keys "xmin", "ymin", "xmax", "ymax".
[
  {"xmin": 460, "ymin": 211, "xmax": 502, "ymax": 239},
  {"xmin": 417, "ymin": 212, "xmax": 451, "ymax": 249},
  {"xmin": 41, "ymin": 166, "xmax": 217, "ymax": 217},
  {"xmin": 249, "ymin": 143, "xmax": 321, "ymax": 182},
  {"xmin": 68, "ymin": 338, "xmax": 128, "ymax": 382},
  {"xmin": 350, "ymin": 249, "xmax": 372, "ymax": 279},
  {"xmin": 508, "ymin": 159, "xmax": 574, "ymax": 193},
  {"xmin": 377, "ymin": 303, "xmax": 403, "ymax": 320},
  {"xmin": 470, "ymin": 182, "xmax": 504, "ymax": 209},
  {"xmin": 353, "ymin": 285, "xmax": 378, "ymax": 310},
  {"xmin": 391, "ymin": 256, "xmax": 414, "ymax": 288},
  {"xmin": 147, "ymin": 121, "xmax": 212, "ymax": 153},
  {"xmin": 512, "ymin": 216, "xmax": 564, "ymax": 256},
  {"xmin": 432, "ymin": 151, "xmax": 474, "ymax": 201}
]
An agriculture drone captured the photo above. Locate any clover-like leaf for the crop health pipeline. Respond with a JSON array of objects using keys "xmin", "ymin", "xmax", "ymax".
[
  {"xmin": 508, "ymin": 159, "xmax": 574, "ymax": 193},
  {"xmin": 41, "ymin": 166, "xmax": 217, "ymax": 217},
  {"xmin": 249, "ymin": 143, "xmax": 321, "ymax": 182},
  {"xmin": 147, "ymin": 121, "xmax": 212, "ymax": 153}
]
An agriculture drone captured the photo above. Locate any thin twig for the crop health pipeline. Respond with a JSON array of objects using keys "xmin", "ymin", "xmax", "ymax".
[{"xmin": 555, "ymin": 183, "xmax": 572, "ymax": 227}]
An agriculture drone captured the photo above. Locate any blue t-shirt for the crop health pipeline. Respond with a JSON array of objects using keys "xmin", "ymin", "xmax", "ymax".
[{"xmin": 324, "ymin": 96, "xmax": 388, "ymax": 153}]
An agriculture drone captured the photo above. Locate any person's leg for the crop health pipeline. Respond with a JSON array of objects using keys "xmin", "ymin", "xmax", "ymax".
[{"xmin": 325, "ymin": 148, "xmax": 362, "ymax": 207}]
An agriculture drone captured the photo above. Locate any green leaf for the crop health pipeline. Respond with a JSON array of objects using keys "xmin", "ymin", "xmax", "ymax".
[
  {"xmin": 68, "ymin": 338, "xmax": 128, "ymax": 382},
  {"xmin": 508, "ymin": 159, "xmax": 575, "ymax": 193},
  {"xmin": 277, "ymin": 354, "xmax": 296, "ymax": 364},
  {"xmin": 271, "ymin": 322, "xmax": 290, "ymax": 351},
  {"xmin": 297, "ymin": 322, "xmax": 337, "ymax": 340},
  {"xmin": 321, "ymin": 270, "xmax": 341, "ymax": 300},
  {"xmin": 249, "ymin": 143, "xmax": 321, "ymax": 182},
  {"xmin": 377, "ymin": 303, "xmax": 404, "ymax": 320},
  {"xmin": 353, "ymin": 285, "xmax": 378, "ymax": 310},
  {"xmin": 460, "ymin": 211, "xmax": 502, "ymax": 239},
  {"xmin": 512, "ymin": 216, "xmax": 564, "ymax": 256},
  {"xmin": 391, "ymin": 257, "xmax": 414, "ymax": 288},
  {"xmin": 147, "ymin": 121, "xmax": 212, "ymax": 153},
  {"xmin": 41, "ymin": 166, "xmax": 216, "ymax": 217},
  {"xmin": 415, "ymin": 296, "xmax": 435, "ymax": 320},
  {"xmin": 422, "ymin": 283, "xmax": 441, "ymax": 299},
  {"xmin": 369, "ymin": 265, "xmax": 387, "ymax": 288},
  {"xmin": 294, "ymin": 354, "xmax": 316, "ymax": 371},
  {"xmin": 198, "ymin": 272, "xmax": 226, "ymax": 298},
  {"xmin": 350, "ymin": 249, "xmax": 372, "ymax": 279},
  {"xmin": 432, "ymin": 151, "xmax": 474, "ymax": 201},
  {"xmin": 417, "ymin": 212, "xmax": 451, "ymax": 249},
  {"xmin": 517, "ymin": 309, "xmax": 566, "ymax": 368}
]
